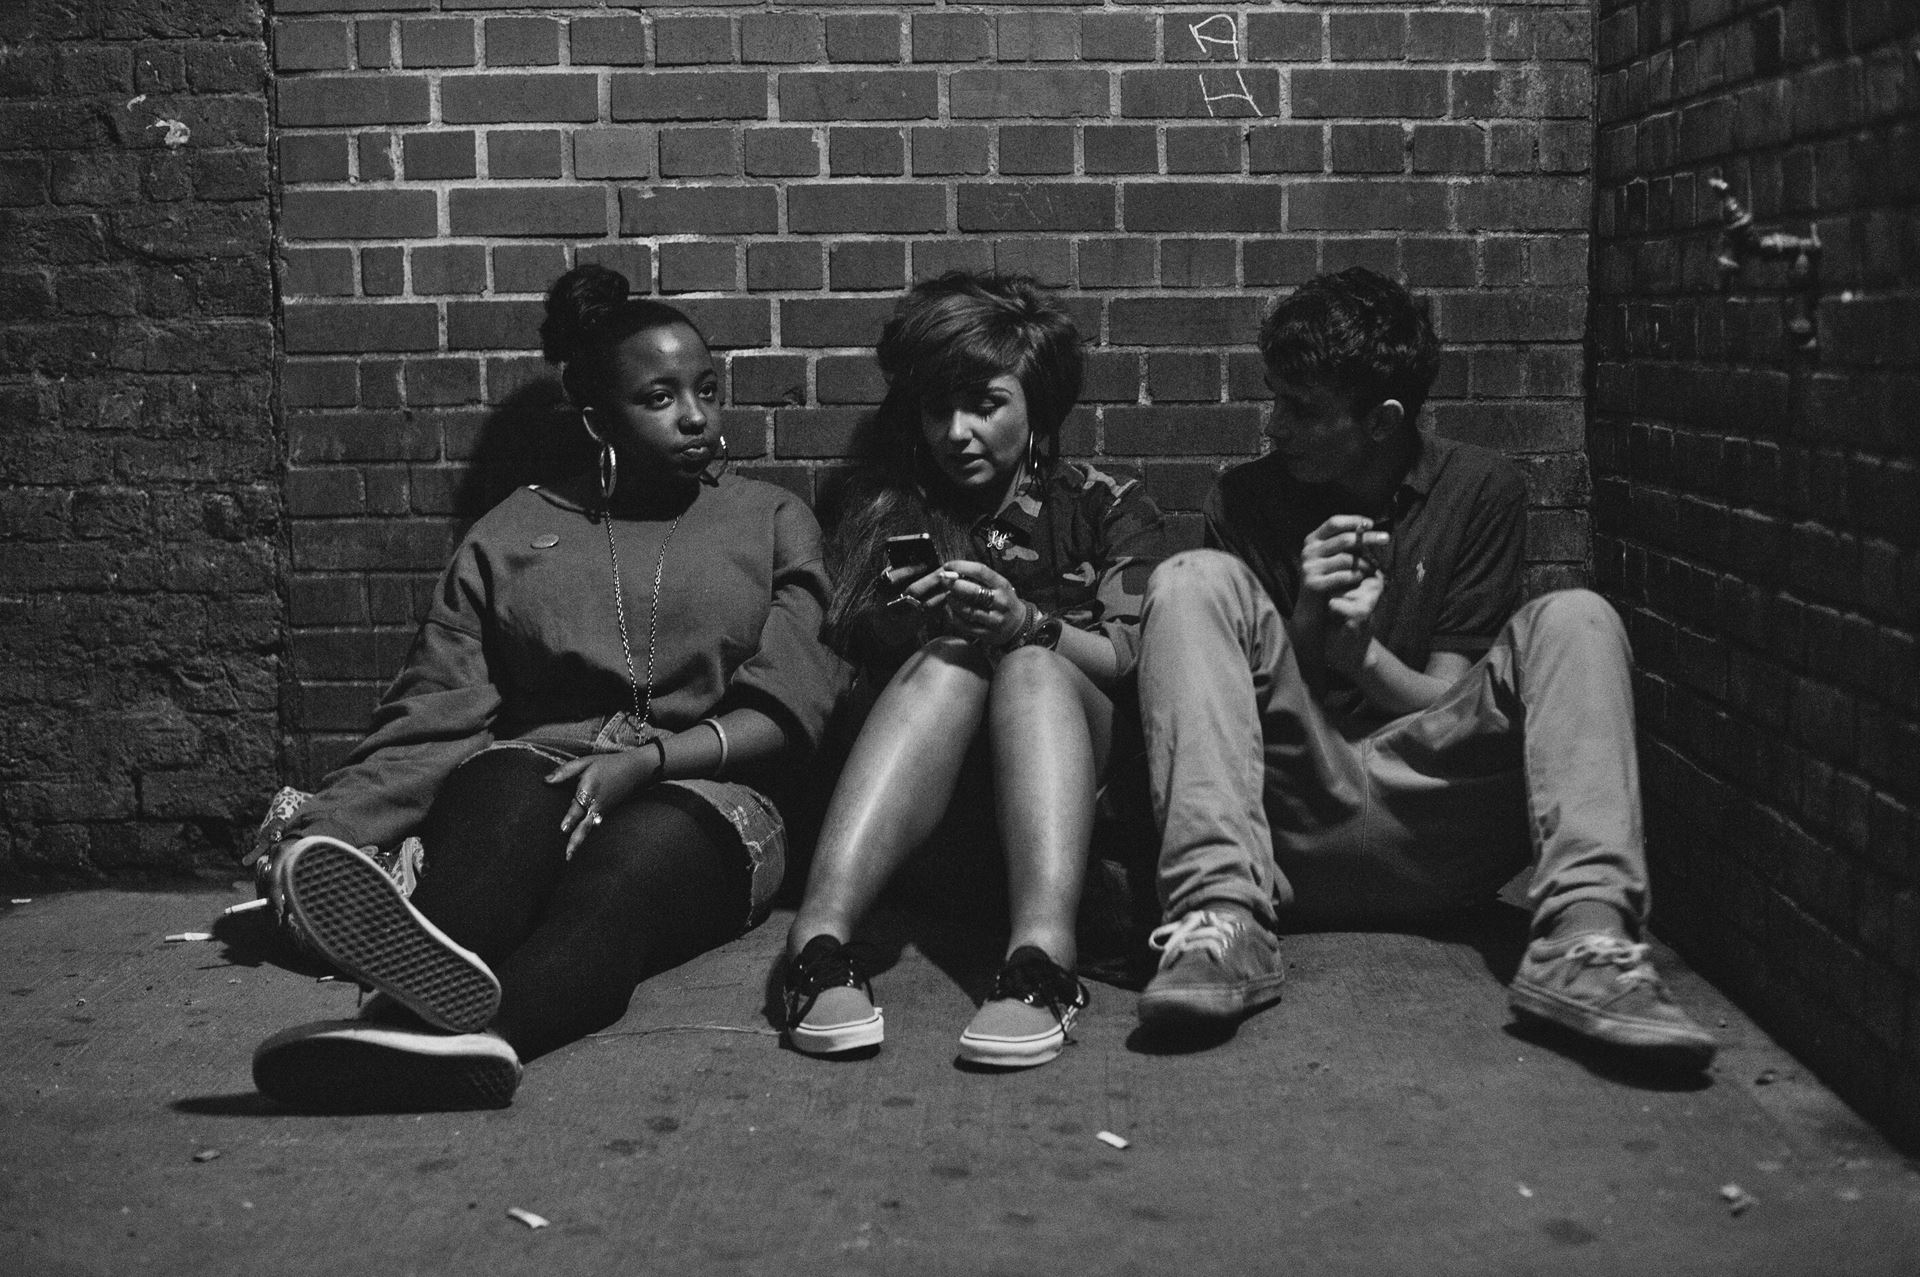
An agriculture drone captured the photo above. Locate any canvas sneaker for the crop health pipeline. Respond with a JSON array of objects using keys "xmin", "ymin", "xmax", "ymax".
[
  {"xmin": 958, "ymin": 945, "xmax": 1089, "ymax": 1069},
  {"xmin": 253, "ymin": 1021, "xmax": 521, "ymax": 1112},
  {"xmin": 783, "ymin": 935, "xmax": 884, "ymax": 1055},
  {"xmin": 280, "ymin": 834, "xmax": 500, "ymax": 1034},
  {"xmin": 1137, "ymin": 907, "xmax": 1286, "ymax": 1030},
  {"xmin": 1509, "ymin": 932, "xmax": 1718, "ymax": 1067}
]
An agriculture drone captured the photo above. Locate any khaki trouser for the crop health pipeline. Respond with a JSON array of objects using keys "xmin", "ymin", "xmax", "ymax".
[{"xmin": 1138, "ymin": 549, "xmax": 1649, "ymax": 933}]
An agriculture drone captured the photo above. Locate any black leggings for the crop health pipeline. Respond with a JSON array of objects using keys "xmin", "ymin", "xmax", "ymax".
[{"xmin": 407, "ymin": 748, "xmax": 754, "ymax": 1060}]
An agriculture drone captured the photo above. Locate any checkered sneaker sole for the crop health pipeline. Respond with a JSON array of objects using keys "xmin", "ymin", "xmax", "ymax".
[{"xmin": 282, "ymin": 835, "xmax": 499, "ymax": 1034}]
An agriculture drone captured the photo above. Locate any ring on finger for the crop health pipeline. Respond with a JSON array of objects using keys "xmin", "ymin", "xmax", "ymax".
[{"xmin": 572, "ymin": 792, "xmax": 591, "ymax": 807}]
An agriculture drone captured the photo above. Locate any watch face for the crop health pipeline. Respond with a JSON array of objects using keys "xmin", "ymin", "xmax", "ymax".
[{"xmin": 1035, "ymin": 617, "xmax": 1063, "ymax": 649}]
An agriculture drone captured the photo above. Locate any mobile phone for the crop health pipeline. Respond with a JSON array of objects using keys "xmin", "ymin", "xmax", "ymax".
[{"xmin": 884, "ymin": 533, "xmax": 939, "ymax": 574}]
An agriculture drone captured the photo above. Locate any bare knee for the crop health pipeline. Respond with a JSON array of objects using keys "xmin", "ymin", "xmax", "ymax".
[
  {"xmin": 897, "ymin": 635, "xmax": 990, "ymax": 685},
  {"xmin": 992, "ymin": 643, "xmax": 1073, "ymax": 691},
  {"xmin": 876, "ymin": 636, "xmax": 991, "ymax": 720}
]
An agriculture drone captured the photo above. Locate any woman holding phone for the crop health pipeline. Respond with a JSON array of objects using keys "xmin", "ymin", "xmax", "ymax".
[{"xmin": 781, "ymin": 271, "xmax": 1164, "ymax": 1068}]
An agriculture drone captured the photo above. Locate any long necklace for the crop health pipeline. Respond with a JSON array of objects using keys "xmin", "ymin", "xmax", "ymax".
[{"xmin": 605, "ymin": 510, "xmax": 680, "ymax": 730}]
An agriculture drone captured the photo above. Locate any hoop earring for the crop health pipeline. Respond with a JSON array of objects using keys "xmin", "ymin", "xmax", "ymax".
[
  {"xmin": 1024, "ymin": 430, "xmax": 1040, "ymax": 485},
  {"xmin": 599, "ymin": 441, "xmax": 618, "ymax": 503},
  {"xmin": 699, "ymin": 435, "xmax": 731, "ymax": 488}
]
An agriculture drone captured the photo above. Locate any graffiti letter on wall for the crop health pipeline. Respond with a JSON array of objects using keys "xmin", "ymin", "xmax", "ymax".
[{"xmin": 1189, "ymin": 15, "xmax": 1262, "ymax": 119}]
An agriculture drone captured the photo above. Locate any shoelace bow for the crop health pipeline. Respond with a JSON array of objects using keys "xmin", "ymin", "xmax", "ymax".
[
  {"xmin": 1147, "ymin": 910, "xmax": 1242, "ymax": 971},
  {"xmin": 993, "ymin": 952, "xmax": 1082, "ymax": 1014},
  {"xmin": 1564, "ymin": 934, "xmax": 1656, "ymax": 988}
]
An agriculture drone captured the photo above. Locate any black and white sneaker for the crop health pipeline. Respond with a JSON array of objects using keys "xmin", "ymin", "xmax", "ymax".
[
  {"xmin": 280, "ymin": 835, "xmax": 499, "ymax": 1034},
  {"xmin": 958, "ymin": 946, "xmax": 1089, "ymax": 1068},
  {"xmin": 253, "ymin": 1021, "xmax": 521, "ymax": 1112},
  {"xmin": 782, "ymin": 935, "xmax": 884, "ymax": 1055}
]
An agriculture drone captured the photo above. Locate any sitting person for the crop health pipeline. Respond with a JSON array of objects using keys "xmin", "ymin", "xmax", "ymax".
[
  {"xmin": 1133, "ymin": 267, "xmax": 1717, "ymax": 1067},
  {"xmin": 781, "ymin": 272, "xmax": 1164, "ymax": 1069},
  {"xmin": 251, "ymin": 264, "xmax": 845, "ymax": 1110}
]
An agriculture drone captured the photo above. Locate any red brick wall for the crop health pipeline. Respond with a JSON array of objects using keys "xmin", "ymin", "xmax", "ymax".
[
  {"xmin": 0, "ymin": 2, "xmax": 277, "ymax": 883},
  {"xmin": 1590, "ymin": 1, "xmax": 1920, "ymax": 1145},
  {"xmin": 274, "ymin": 1, "xmax": 1598, "ymax": 779}
]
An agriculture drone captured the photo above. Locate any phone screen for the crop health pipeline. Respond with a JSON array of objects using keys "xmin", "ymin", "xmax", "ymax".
[{"xmin": 884, "ymin": 534, "xmax": 938, "ymax": 573}]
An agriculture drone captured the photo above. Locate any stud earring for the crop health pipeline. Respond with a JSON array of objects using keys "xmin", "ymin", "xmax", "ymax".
[{"xmin": 700, "ymin": 435, "xmax": 731, "ymax": 487}]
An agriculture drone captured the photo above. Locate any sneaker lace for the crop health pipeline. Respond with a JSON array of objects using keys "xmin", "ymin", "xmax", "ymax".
[
  {"xmin": 1147, "ymin": 910, "xmax": 1241, "ymax": 971},
  {"xmin": 991, "ymin": 948, "xmax": 1084, "ymax": 1018},
  {"xmin": 785, "ymin": 939, "xmax": 876, "ymax": 1011},
  {"xmin": 1564, "ymin": 934, "xmax": 1656, "ymax": 989}
]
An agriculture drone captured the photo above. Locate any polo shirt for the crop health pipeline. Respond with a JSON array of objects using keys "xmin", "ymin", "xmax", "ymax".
[{"xmin": 1203, "ymin": 430, "xmax": 1527, "ymax": 718}]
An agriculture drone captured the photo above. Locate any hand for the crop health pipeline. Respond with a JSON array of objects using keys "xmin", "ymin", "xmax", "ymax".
[
  {"xmin": 547, "ymin": 747, "xmax": 665, "ymax": 858},
  {"xmin": 1299, "ymin": 515, "xmax": 1390, "ymax": 608},
  {"xmin": 878, "ymin": 562, "xmax": 949, "ymax": 614},
  {"xmin": 259, "ymin": 837, "xmax": 302, "ymax": 915},
  {"xmin": 1323, "ymin": 572, "xmax": 1385, "ymax": 678},
  {"xmin": 935, "ymin": 561, "xmax": 1025, "ymax": 647}
]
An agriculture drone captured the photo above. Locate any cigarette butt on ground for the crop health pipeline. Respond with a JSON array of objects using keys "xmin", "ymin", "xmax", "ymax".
[
  {"xmin": 1096, "ymin": 1130, "xmax": 1129, "ymax": 1150},
  {"xmin": 164, "ymin": 932, "xmax": 215, "ymax": 943},
  {"xmin": 506, "ymin": 1207, "xmax": 550, "ymax": 1230}
]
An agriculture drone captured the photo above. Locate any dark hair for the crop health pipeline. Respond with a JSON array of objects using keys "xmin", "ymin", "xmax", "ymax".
[
  {"xmin": 876, "ymin": 271, "xmax": 1082, "ymax": 456},
  {"xmin": 540, "ymin": 264, "xmax": 703, "ymax": 407},
  {"xmin": 822, "ymin": 271, "xmax": 1084, "ymax": 652},
  {"xmin": 1257, "ymin": 267, "xmax": 1441, "ymax": 429}
]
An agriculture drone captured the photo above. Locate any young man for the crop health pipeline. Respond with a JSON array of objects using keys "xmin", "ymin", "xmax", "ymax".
[{"xmin": 1132, "ymin": 267, "xmax": 1716, "ymax": 1066}]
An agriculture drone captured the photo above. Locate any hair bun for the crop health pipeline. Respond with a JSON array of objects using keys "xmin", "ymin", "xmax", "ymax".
[{"xmin": 541, "ymin": 264, "xmax": 631, "ymax": 365}]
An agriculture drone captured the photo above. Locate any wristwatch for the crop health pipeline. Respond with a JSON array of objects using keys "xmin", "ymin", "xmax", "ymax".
[
  {"xmin": 1005, "ymin": 602, "xmax": 1063, "ymax": 651},
  {"xmin": 1025, "ymin": 613, "xmax": 1064, "ymax": 650}
]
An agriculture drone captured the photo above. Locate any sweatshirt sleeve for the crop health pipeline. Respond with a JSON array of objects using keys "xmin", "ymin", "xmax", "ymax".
[
  {"xmin": 283, "ymin": 543, "xmax": 502, "ymax": 851},
  {"xmin": 716, "ymin": 493, "xmax": 850, "ymax": 750}
]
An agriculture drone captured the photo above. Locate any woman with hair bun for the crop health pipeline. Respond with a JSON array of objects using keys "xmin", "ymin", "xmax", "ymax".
[
  {"xmin": 781, "ymin": 271, "xmax": 1165, "ymax": 1069},
  {"xmin": 250, "ymin": 264, "xmax": 845, "ymax": 1111}
]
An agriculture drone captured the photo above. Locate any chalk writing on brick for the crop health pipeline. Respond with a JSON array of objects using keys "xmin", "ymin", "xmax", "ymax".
[{"xmin": 1189, "ymin": 15, "xmax": 1261, "ymax": 120}]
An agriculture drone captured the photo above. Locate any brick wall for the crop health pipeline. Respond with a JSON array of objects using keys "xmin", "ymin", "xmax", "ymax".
[
  {"xmin": 0, "ymin": 2, "xmax": 278, "ymax": 884},
  {"xmin": 275, "ymin": 0, "xmax": 1597, "ymax": 780},
  {"xmin": 1590, "ymin": 1, "xmax": 1920, "ymax": 1146}
]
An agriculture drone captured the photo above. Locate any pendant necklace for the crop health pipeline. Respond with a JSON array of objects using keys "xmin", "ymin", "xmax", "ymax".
[{"xmin": 605, "ymin": 508, "xmax": 680, "ymax": 732}]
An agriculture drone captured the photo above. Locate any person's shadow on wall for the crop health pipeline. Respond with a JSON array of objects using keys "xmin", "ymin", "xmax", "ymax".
[{"xmin": 452, "ymin": 376, "xmax": 598, "ymax": 525}]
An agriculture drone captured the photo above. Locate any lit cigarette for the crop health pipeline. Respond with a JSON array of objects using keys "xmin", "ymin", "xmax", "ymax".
[{"xmin": 223, "ymin": 898, "xmax": 269, "ymax": 915}]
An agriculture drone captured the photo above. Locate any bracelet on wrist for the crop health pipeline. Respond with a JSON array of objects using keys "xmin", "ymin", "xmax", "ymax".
[
  {"xmin": 997, "ymin": 600, "xmax": 1051, "ymax": 652},
  {"xmin": 698, "ymin": 716, "xmax": 729, "ymax": 776}
]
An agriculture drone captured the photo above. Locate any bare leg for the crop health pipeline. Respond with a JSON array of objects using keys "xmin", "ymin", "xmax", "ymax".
[
  {"xmin": 787, "ymin": 638, "xmax": 990, "ymax": 953},
  {"xmin": 989, "ymin": 647, "xmax": 1113, "ymax": 968}
]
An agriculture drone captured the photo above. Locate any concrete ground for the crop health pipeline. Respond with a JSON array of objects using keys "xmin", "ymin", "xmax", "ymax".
[{"xmin": 2, "ymin": 887, "xmax": 1916, "ymax": 1277}]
